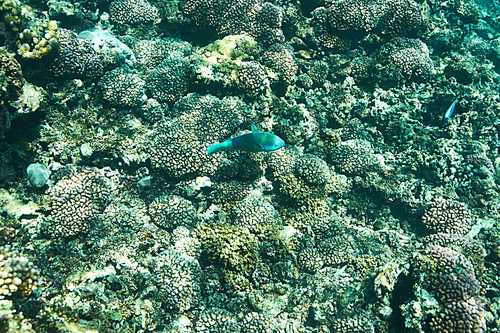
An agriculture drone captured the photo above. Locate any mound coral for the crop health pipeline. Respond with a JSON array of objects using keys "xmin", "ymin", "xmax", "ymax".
[
  {"xmin": 99, "ymin": 68, "xmax": 145, "ymax": 107},
  {"xmin": 422, "ymin": 198, "xmax": 472, "ymax": 236},
  {"xmin": 109, "ymin": 0, "xmax": 158, "ymax": 25},
  {"xmin": 41, "ymin": 166, "xmax": 110, "ymax": 238}
]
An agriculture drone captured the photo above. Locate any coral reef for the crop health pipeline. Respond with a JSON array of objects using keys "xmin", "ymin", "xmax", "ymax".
[
  {"xmin": 263, "ymin": 42, "xmax": 298, "ymax": 86},
  {"xmin": 0, "ymin": 47, "xmax": 24, "ymax": 139},
  {"xmin": 153, "ymin": 249, "xmax": 202, "ymax": 312},
  {"xmin": 231, "ymin": 194, "xmax": 280, "ymax": 235},
  {"xmin": 195, "ymin": 308, "xmax": 241, "ymax": 332},
  {"xmin": 26, "ymin": 163, "xmax": 50, "ymax": 187},
  {"xmin": 133, "ymin": 38, "xmax": 193, "ymax": 72},
  {"xmin": 376, "ymin": 37, "xmax": 436, "ymax": 85},
  {"xmin": 413, "ymin": 245, "xmax": 487, "ymax": 333},
  {"xmin": 180, "ymin": 0, "xmax": 284, "ymax": 44},
  {"xmin": 194, "ymin": 222, "xmax": 258, "ymax": 290},
  {"xmin": 147, "ymin": 93, "xmax": 249, "ymax": 178},
  {"xmin": 310, "ymin": 0, "xmax": 425, "ymax": 50},
  {"xmin": 2, "ymin": 0, "xmax": 500, "ymax": 331}
]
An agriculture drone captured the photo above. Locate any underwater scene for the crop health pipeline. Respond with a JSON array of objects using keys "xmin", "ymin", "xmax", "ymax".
[{"xmin": 1, "ymin": 0, "xmax": 500, "ymax": 332}]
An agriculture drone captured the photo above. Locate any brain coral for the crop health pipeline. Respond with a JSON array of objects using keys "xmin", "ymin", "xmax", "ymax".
[
  {"xmin": 109, "ymin": 0, "xmax": 158, "ymax": 25},
  {"xmin": 41, "ymin": 166, "xmax": 110, "ymax": 238},
  {"xmin": 99, "ymin": 68, "xmax": 145, "ymax": 107}
]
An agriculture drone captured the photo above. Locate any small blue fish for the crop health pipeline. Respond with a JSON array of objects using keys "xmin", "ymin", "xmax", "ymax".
[
  {"xmin": 206, "ymin": 125, "xmax": 285, "ymax": 154},
  {"xmin": 442, "ymin": 94, "xmax": 461, "ymax": 126}
]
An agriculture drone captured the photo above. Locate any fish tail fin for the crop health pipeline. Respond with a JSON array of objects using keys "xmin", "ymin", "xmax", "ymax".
[{"xmin": 206, "ymin": 141, "xmax": 231, "ymax": 154}]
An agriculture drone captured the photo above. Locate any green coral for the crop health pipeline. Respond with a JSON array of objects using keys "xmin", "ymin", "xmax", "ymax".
[
  {"xmin": 193, "ymin": 222, "xmax": 258, "ymax": 287},
  {"xmin": 191, "ymin": 34, "xmax": 264, "ymax": 93}
]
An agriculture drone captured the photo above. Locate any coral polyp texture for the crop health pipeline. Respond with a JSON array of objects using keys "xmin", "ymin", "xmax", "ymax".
[
  {"xmin": 153, "ymin": 250, "xmax": 202, "ymax": 312},
  {"xmin": 0, "ymin": 246, "xmax": 42, "ymax": 298},
  {"xmin": 376, "ymin": 37, "xmax": 435, "ymax": 84},
  {"xmin": 41, "ymin": 166, "xmax": 110, "ymax": 238},
  {"xmin": 99, "ymin": 68, "xmax": 145, "ymax": 107},
  {"xmin": 109, "ymin": 0, "xmax": 158, "ymax": 25},
  {"xmin": 148, "ymin": 194, "xmax": 197, "ymax": 231},
  {"xmin": 51, "ymin": 29, "xmax": 104, "ymax": 79},
  {"xmin": 295, "ymin": 154, "xmax": 331, "ymax": 185},
  {"xmin": 311, "ymin": 0, "xmax": 424, "ymax": 50},
  {"xmin": 180, "ymin": 0, "xmax": 284, "ymax": 44},
  {"xmin": 328, "ymin": 139, "xmax": 381, "ymax": 176},
  {"xmin": 231, "ymin": 194, "xmax": 280, "ymax": 235},
  {"xmin": 414, "ymin": 245, "xmax": 487, "ymax": 333},
  {"xmin": 422, "ymin": 198, "xmax": 473, "ymax": 235},
  {"xmin": 147, "ymin": 93, "xmax": 248, "ymax": 177},
  {"xmin": 145, "ymin": 57, "xmax": 192, "ymax": 103},
  {"xmin": 195, "ymin": 307, "xmax": 241, "ymax": 332},
  {"xmin": 263, "ymin": 42, "xmax": 298, "ymax": 85}
]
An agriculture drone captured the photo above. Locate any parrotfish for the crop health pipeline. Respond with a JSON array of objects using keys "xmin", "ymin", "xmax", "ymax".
[
  {"xmin": 206, "ymin": 125, "xmax": 285, "ymax": 154},
  {"xmin": 442, "ymin": 94, "xmax": 461, "ymax": 126}
]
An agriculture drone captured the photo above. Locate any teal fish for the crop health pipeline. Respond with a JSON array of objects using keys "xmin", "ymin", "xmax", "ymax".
[
  {"xmin": 206, "ymin": 125, "xmax": 285, "ymax": 154},
  {"xmin": 442, "ymin": 94, "xmax": 461, "ymax": 126}
]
